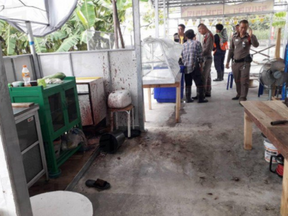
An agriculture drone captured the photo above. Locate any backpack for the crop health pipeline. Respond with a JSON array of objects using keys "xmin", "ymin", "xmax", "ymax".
[{"xmin": 219, "ymin": 28, "xmax": 228, "ymax": 51}]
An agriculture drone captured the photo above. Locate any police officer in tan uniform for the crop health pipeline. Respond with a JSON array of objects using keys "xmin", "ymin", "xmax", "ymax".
[
  {"xmin": 194, "ymin": 23, "xmax": 214, "ymax": 99},
  {"xmin": 226, "ymin": 20, "xmax": 259, "ymax": 104}
]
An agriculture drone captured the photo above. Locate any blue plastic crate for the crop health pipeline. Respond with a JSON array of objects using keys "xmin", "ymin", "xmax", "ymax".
[{"xmin": 154, "ymin": 73, "xmax": 184, "ymax": 103}]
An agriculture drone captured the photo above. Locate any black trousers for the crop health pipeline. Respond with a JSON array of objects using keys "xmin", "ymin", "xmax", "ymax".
[
  {"xmin": 214, "ymin": 53, "xmax": 226, "ymax": 79},
  {"xmin": 184, "ymin": 66, "xmax": 205, "ymax": 98}
]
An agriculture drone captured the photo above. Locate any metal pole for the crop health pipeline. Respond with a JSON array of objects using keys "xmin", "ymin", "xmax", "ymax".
[
  {"xmin": 155, "ymin": 0, "xmax": 159, "ymax": 38},
  {"xmin": 283, "ymin": 5, "xmax": 288, "ymax": 56},
  {"xmin": 132, "ymin": 0, "xmax": 145, "ymax": 130},
  {"xmin": 163, "ymin": 0, "xmax": 166, "ymax": 38},
  {"xmin": 0, "ymin": 43, "xmax": 33, "ymax": 216},
  {"xmin": 25, "ymin": 21, "xmax": 41, "ymax": 79},
  {"xmin": 268, "ymin": 13, "xmax": 273, "ymax": 58},
  {"xmin": 167, "ymin": 0, "xmax": 170, "ymax": 39}
]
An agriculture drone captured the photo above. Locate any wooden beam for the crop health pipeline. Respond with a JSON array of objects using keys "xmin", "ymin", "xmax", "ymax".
[
  {"xmin": 244, "ymin": 112, "xmax": 253, "ymax": 150},
  {"xmin": 281, "ymin": 158, "xmax": 288, "ymax": 216},
  {"xmin": 143, "ymin": 82, "xmax": 180, "ymax": 89},
  {"xmin": 148, "ymin": 88, "xmax": 152, "ymax": 110},
  {"xmin": 275, "ymin": 28, "xmax": 281, "ymax": 58},
  {"xmin": 176, "ymin": 85, "xmax": 180, "ymax": 123}
]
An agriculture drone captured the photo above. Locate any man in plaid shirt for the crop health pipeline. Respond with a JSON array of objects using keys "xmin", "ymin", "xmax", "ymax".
[{"xmin": 181, "ymin": 29, "xmax": 208, "ymax": 103}]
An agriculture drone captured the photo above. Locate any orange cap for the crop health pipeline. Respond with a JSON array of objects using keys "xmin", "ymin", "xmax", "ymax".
[{"xmin": 23, "ymin": 65, "xmax": 27, "ymax": 67}]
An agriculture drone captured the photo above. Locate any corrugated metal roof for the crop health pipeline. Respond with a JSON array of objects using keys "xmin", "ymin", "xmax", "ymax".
[{"xmin": 151, "ymin": 0, "xmax": 287, "ymax": 8}]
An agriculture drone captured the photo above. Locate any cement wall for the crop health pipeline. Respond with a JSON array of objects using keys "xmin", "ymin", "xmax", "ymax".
[{"xmin": 3, "ymin": 49, "xmax": 139, "ymax": 127}]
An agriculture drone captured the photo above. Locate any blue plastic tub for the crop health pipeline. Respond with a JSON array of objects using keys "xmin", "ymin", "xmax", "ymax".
[{"xmin": 154, "ymin": 73, "xmax": 184, "ymax": 103}]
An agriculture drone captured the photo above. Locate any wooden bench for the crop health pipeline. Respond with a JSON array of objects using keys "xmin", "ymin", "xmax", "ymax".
[{"xmin": 241, "ymin": 101, "xmax": 288, "ymax": 215}]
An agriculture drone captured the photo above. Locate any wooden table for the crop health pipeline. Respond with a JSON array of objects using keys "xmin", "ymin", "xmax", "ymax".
[
  {"xmin": 241, "ymin": 101, "xmax": 288, "ymax": 215},
  {"xmin": 143, "ymin": 81, "xmax": 181, "ymax": 123}
]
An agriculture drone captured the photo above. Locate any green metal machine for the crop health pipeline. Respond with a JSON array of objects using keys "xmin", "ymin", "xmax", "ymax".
[{"xmin": 9, "ymin": 77, "xmax": 82, "ymax": 177}]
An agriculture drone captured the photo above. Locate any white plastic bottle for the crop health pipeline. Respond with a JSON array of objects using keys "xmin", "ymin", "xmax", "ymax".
[{"xmin": 22, "ymin": 65, "xmax": 31, "ymax": 86}]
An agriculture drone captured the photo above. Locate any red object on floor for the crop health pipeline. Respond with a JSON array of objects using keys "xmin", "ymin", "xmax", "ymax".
[{"xmin": 276, "ymin": 164, "xmax": 284, "ymax": 177}]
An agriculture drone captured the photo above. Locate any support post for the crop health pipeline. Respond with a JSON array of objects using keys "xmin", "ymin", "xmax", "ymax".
[
  {"xmin": 132, "ymin": 0, "xmax": 145, "ymax": 131},
  {"xmin": 148, "ymin": 88, "xmax": 152, "ymax": 110},
  {"xmin": 176, "ymin": 84, "xmax": 180, "ymax": 123},
  {"xmin": 26, "ymin": 21, "xmax": 41, "ymax": 79},
  {"xmin": 283, "ymin": 5, "xmax": 288, "ymax": 56},
  {"xmin": 155, "ymin": 0, "xmax": 159, "ymax": 38},
  {"xmin": 268, "ymin": 13, "xmax": 273, "ymax": 57},
  {"xmin": 275, "ymin": 28, "xmax": 282, "ymax": 59},
  {"xmin": 163, "ymin": 0, "xmax": 166, "ymax": 38},
  {"xmin": 0, "ymin": 43, "xmax": 33, "ymax": 216},
  {"xmin": 244, "ymin": 112, "xmax": 252, "ymax": 150},
  {"xmin": 281, "ymin": 158, "xmax": 288, "ymax": 216},
  {"xmin": 167, "ymin": 0, "xmax": 170, "ymax": 38}
]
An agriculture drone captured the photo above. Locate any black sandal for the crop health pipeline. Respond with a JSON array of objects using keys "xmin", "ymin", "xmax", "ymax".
[{"xmin": 85, "ymin": 179, "xmax": 111, "ymax": 190}]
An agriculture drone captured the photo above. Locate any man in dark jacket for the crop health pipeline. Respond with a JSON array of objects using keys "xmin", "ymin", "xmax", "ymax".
[
  {"xmin": 174, "ymin": 24, "xmax": 187, "ymax": 44},
  {"xmin": 213, "ymin": 24, "xmax": 227, "ymax": 81}
]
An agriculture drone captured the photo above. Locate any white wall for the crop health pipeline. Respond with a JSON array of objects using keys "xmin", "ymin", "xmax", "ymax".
[
  {"xmin": 3, "ymin": 49, "xmax": 141, "ymax": 128},
  {"xmin": 38, "ymin": 49, "xmax": 139, "ymax": 127}
]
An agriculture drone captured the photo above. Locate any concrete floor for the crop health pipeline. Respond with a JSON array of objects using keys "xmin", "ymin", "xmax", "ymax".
[{"xmin": 73, "ymin": 70, "xmax": 283, "ymax": 216}]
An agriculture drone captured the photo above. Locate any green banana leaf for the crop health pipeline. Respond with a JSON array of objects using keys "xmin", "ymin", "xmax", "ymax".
[
  {"xmin": 80, "ymin": 0, "xmax": 96, "ymax": 29},
  {"xmin": 57, "ymin": 35, "xmax": 79, "ymax": 52}
]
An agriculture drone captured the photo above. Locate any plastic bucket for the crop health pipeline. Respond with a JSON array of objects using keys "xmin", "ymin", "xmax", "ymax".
[
  {"xmin": 263, "ymin": 138, "xmax": 278, "ymax": 163},
  {"xmin": 99, "ymin": 130, "xmax": 125, "ymax": 153}
]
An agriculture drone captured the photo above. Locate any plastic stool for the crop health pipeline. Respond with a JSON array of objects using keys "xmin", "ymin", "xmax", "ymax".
[
  {"xmin": 109, "ymin": 104, "xmax": 134, "ymax": 138},
  {"xmin": 226, "ymin": 72, "xmax": 233, "ymax": 90},
  {"xmin": 258, "ymin": 82, "xmax": 264, "ymax": 97}
]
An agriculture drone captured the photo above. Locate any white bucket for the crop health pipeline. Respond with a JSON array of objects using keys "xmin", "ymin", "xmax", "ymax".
[{"xmin": 263, "ymin": 138, "xmax": 278, "ymax": 163}]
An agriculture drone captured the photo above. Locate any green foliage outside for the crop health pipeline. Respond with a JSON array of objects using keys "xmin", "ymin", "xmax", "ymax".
[
  {"xmin": 0, "ymin": 0, "xmax": 134, "ymax": 56},
  {"xmin": 0, "ymin": 2, "xmax": 286, "ymax": 56},
  {"xmin": 223, "ymin": 12, "xmax": 286, "ymax": 41}
]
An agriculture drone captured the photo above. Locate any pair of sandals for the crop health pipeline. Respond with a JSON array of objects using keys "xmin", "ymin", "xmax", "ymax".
[{"xmin": 85, "ymin": 179, "xmax": 111, "ymax": 191}]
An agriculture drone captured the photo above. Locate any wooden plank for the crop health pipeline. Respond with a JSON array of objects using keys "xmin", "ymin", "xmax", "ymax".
[
  {"xmin": 256, "ymin": 102, "xmax": 285, "ymax": 121},
  {"xmin": 244, "ymin": 112, "xmax": 253, "ymax": 150},
  {"xmin": 148, "ymin": 88, "xmax": 152, "ymax": 110},
  {"xmin": 265, "ymin": 101, "xmax": 288, "ymax": 120},
  {"xmin": 176, "ymin": 86, "xmax": 180, "ymax": 123},
  {"xmin": 109, "ymin": 104, "xmax": 133, "ymax": 112},
  {"xmin": 241, "ymin": 101, "xmax": 273, "ymax": 128},
  {"xmin": 281, "ymin": 158, "xmax": 288, "ymax": 216},
  {"xmin": 272, "ymin": 96, "xmax": 282, "ymax": 101},
  {"xmin": 12, "ymin": 103, "xmax": 34, "ymax": 108},
  {"xmin": 143, "ymin": 81, "xmax": 180, "ymax": 89},
  {"xmin": 275, "ymin": 28, "xmax": 281, "ymax": 58}
]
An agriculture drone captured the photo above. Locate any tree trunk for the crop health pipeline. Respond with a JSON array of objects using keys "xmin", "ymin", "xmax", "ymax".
[
  {"xmin": 115, "ymin": 6, "xmax": 125, "ymax": 48},
  {"xmin": 112, "ymin": 0, "xmax": 119, "ymax": 49}
]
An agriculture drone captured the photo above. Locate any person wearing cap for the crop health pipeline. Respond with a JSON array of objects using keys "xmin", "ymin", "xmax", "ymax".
[
  {"xmin": 174, "ymin": 24, "xmax": 187, "ymax": 44},
  {"xmin": 226, "ymin": 20, "xmax": 259, "ymax": 104},
  {"xmin": 213, "ymin": 24, "xmax": 227, "ymax": 81},
  {"xmin": 180, "ymin": 29, "xmax": 208, "ymax": 103},
  {"xmin": 194, "ymin": 23, "xmax": 214, "ymax": 99}
]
